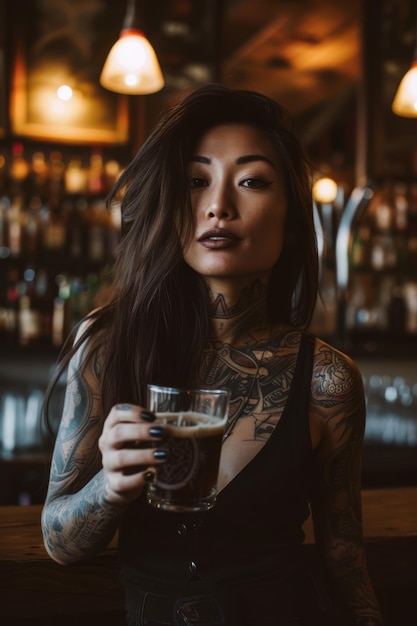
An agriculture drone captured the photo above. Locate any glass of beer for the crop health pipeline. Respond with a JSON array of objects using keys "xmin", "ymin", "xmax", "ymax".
[{"xmin": 146, "ymin": 385, "xmax": 231, "ymax": 513}]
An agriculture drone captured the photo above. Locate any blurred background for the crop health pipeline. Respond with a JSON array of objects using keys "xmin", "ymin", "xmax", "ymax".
[{"xmin": 0, "ymin": 0, "xmax": 416, "ymax": 504}]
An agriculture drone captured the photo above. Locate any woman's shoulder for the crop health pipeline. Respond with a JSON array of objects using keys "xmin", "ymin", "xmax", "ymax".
[
  {"xmin": 65, "ymin": 308, "xmax": 110, "ymax": 373},
  {"xmin": 75, "ymin": 304, "xmax": 116, "ymax": 343},
  {"xmin": 308, "ymin": 334, "xmax": 365, "ymax": 425},
  {"xmin": 271, "ymin": 327, "xmax": 361, "ymax": 375},
  {"xmin": 311, "ymin": 335, "xmax": 362, "ymax": 385},
  {"xmin": 73, "ymin": 307, "xmax": 102, "ymax": 340}
]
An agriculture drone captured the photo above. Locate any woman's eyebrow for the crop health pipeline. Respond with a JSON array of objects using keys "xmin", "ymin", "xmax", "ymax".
[
  {"xmin": 190, "ymin": 154, "xmax": 274, "ymax": 166},
  {"xmin": 190, "ymin": 155, "xmax": 211, "ymax": 164},
  {"xmin": 236, "ymin": 154, "xmax": 274, "ymax": 166}
]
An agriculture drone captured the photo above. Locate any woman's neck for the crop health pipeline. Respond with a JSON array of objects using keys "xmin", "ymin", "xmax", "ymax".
[{"xmin": 208, "ymin": 278, "xmax": 270, "ymax": 344}]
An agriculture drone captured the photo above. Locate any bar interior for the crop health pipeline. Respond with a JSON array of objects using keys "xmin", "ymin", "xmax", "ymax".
[{"xmin": 0, "ymin": 0, "xmax": 416, "ymax": 624}]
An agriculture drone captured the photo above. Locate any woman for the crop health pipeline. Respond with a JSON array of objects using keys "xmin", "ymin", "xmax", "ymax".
[{"xmin": 42, "ymin": 84, "xmax": 384, "ymax": 625}]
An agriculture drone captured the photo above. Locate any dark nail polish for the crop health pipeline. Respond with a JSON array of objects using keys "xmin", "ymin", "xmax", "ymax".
[
  {"xmin": 143, "ymin": 470, "xmax": 156, "ymax": 483},
  {"xmin": 149, "ymin": 426, "xmax": 164, "ymax": 438},
  {"xmin": 153, "ymin": 449, "xmax": 168, "ymax": 460},
  {"xmin": 141, "ymin": 410, "xmax": 156, "ymax": 422}
]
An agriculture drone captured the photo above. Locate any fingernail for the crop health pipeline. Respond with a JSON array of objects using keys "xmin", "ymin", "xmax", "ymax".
[
  {"xmin": 143, "ymin": 470, "xmax": 156, "ymax": 483},
  {"xmin": 141, "ymin": 410, "xmax": 156, "ymax": 422},
  {"xmin": 153, "ymin": 449, "xmax": 168, "ymax": 460},
  {"xmin": 116, "ymin": 404, "xmax": 132, "ymax": 411},
  {"xmin": 149, "ymin": 426, "xmax": 164, "ymax": 438}
]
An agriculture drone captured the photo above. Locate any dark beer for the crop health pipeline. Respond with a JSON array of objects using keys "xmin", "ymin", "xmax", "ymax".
[{"xmin": 147, "ymin": 412, "xmax": 225, "ymax": 512}]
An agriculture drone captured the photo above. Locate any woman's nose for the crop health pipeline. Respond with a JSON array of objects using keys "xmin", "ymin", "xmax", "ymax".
[{"xmin": 204, "ymin": 185, "xmax": 235, "ymax": 220}]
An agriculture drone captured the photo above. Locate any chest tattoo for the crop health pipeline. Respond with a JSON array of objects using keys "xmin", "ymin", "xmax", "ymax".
[{"xmin": 200, "ymin": 333, "xmax": 299, "ymax": 442}]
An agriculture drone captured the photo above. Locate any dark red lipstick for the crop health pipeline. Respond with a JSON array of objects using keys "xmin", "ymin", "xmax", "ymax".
[{"xmin": 197, "ymin": 227, "xmax": 241, "ymax": 249}]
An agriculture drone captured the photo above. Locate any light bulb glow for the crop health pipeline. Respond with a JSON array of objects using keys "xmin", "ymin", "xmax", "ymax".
[
  {"xmin": 100, "ymin": 29, "xmax": 164, "ymax": 95},
  {"xmin": 392, "ymin": 61, "xmax": 417, "ymax": 118},
  {"xmin": 57, "ymin": 84, "xmax": 73, "ymax": 101},
  {"xmin": 312, "ymin": 177, "xmax": 338, "ymax": 203},
  {"xmin": 125, "ymin": 74, "xmax": 139, "ymax": 87}
]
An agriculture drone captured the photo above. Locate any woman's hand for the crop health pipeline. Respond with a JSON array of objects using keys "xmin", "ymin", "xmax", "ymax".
[{"xmin": 99, "ymin": 404, "xmax": 167, "ymax": 506}]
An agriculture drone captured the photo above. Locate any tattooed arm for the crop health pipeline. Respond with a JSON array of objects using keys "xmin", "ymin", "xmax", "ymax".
[
  {"xmin": 309, "ymin": 342, "xmax": 384, "ymax": 625},
  {"xmin": 41, "ymin": 327, "xmax": 165, "ymax": 565}
]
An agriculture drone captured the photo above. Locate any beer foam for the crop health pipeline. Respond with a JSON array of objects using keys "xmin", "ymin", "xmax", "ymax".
[{"xmin": 156, "ymin": 411, "xmax": 225, "ymax": 437}]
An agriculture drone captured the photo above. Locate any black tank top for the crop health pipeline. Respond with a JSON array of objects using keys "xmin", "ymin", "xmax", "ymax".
[{"xmin": 119, "ymin": 332, "xmax": 318, "ymax": 623}]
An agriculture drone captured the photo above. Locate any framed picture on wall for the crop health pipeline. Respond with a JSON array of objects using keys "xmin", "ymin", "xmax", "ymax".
[{"xmin": 9, "ymin": 0, "xmax": 129, "ymax": 144}]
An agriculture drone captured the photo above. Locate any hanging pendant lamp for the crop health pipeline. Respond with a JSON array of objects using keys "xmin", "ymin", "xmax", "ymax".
[
  {"xmin": 392, "ymin": 18, "xmax": 417, "ymax": 118},
  {"xmin": 100, "ymin": 0, "xmax": 164, "ymax": 95}
]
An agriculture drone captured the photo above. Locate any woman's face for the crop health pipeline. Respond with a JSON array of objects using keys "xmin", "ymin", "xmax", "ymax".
[{"xmin": 182, "ymin": 123, "xmax": 288, "ymax": 290}]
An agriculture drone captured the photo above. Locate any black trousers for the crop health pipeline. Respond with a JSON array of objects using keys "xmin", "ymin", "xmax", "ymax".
[{"xmin": 123, "ymin": 586, "xmax": 340, "ymax": 626}]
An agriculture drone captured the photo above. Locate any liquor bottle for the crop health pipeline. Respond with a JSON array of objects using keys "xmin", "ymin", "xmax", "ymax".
[
  {"xmin": 393, "ymin": 183, "xmax": 409, "ymax": 276},
  {"xmin": 9, "ymin": 143, "xmax": 30, "ymax": 198},
  {"xmin": 30, "ymin": 151, "xmax": 50, "ymax": 201},
  {"xmin": 66, "ymin": 196, "xmax": 87, "ymax": 260},
  {"xmin": 64, "ymin": 158, "xmax": 87, "ymax": 195},
  {"xmin": 350, "ymin": 216, "xmax": 372, "ymax": 271},
  {"xmin": 408, "ymin": 184, "xmax": 417, "ymax": 274},
  {"xmin": 52, "ymin": 274, "xmax": 72, "ymax": 347},
  {"xmin": 33, "ymin": 269, "xmax": 53, "ymax": 343},
  {"xmin": 350, "ymin": 193, "xmax": 376, "ymax": 273},
  {"xmin": 23, "ymin": 196, "xmax": 42, "ymax": 257},
  {"xmin": 42, "ymin": 195, "xmax": 66, "ymax": 252},
  {"xmin": 4, "ymin": 268, "xmax": 20, "ymax": 345},
  {"xmin": 403, "ymin": 282, "xmax": 417, "ymax": 334},
  {"xmin": 87, "ymin": 199, "xmax": 107, "ymax": 263},
  {"xmin": 369, "ymin": 187, "xmax": 397, "ymax": 272},
  {"xmin": 87, "ymin": 149, "xmax": 105, "ymax": 197},
  {"xmin": 107, "ymin": 200, "xmax": 122, "ymax": 259},
  {"xmin": 0, "ymin": 196, "xmax": 10, "ymax": 252},
  {"xmin": 0, "ymin": 151, "xmax": 8, "ymax": 193},
  {"xmin": 104, "ymin": 159, "xmax": 122, "ymax": 193},
  {"xmin": 18, "ymin": 294, "xmax": 42, "ymax": 346},
  {"xmin": 47, "ymin": 150, "xmax": 65, "ymax": 200},
  {"xmin": 17, "ymin": 266, "xmax": 42, "ymax": 346},
  {"xmin": 387, "ymin": 282, "xmax": 407, "ymax": 334},
  {"xmin": 7, "ymin": 194, "xmax": 24, "ymax": 257}
]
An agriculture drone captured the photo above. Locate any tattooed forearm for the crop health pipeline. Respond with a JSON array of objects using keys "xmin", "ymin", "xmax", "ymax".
[
  {"xmin": 48, "ymin": 344, "xmax": 104, "ymax": 494},
  {"xmin": 42, "ymin": 339, "xmax": 122, "ymax": 564},
  {"xmin": 333, "ymin": 564, "xmax": 385, "ymax": 625},
  {"xmin": 42, "ymin": 469, "xmax": 124, "ymax": 564}
]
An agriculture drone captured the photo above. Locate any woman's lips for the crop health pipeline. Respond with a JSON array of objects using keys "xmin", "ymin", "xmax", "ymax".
[{"xmin": 197, "ymin": 228, "xmax": 241, "ymax": 249}]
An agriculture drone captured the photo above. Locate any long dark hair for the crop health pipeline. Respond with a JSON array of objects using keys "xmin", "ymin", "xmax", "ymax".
[{"xmin": 45, "ymin": 83, "xmax": 318, "ymax": 421}]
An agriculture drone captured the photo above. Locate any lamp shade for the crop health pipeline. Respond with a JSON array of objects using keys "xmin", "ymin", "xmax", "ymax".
[
  {"xmin": 392, "ymin": 60, "xmax": 417, "ymax": 118},
  {"xmin": 100, "ymin": 28, "xmax": 164, "ymax": 95}
]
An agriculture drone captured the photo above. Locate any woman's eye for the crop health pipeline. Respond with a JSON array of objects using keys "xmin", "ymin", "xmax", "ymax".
[
  {"xmin": 190, "ymin": 177, "xmax": 208, "ymax": 189},
  {"xmin": 241, "ymin": 178, "xmax": 272, "ymax": 189}
]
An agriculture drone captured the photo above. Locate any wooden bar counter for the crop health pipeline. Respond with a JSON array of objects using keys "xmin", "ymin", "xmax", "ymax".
[{"xmin": 1, "ymin": 487, "xmax": 416, "ymax": 625}]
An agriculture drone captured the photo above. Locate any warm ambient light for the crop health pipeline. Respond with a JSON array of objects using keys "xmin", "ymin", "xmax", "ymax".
[
  {"xmin": 100, "ymin": 28, "xmax": 164, "ymax": 94},
  {"xmin": 392, "ymin": 15, "xmax": 417, "ymax": 119},
  {"xmin": 100, "ymin": 0, "xmax": 163, "ymax": 94},
  {"xmin": 56, "ymin": 85, "xmax": 73, "ymax": 101},
  {"xmin": 312, "ymin": 177, "xmax": 338, "ymax": 204},
  {"xmin": 392, "ymin": 60, "xmax": 417, "ymax": 118}
]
